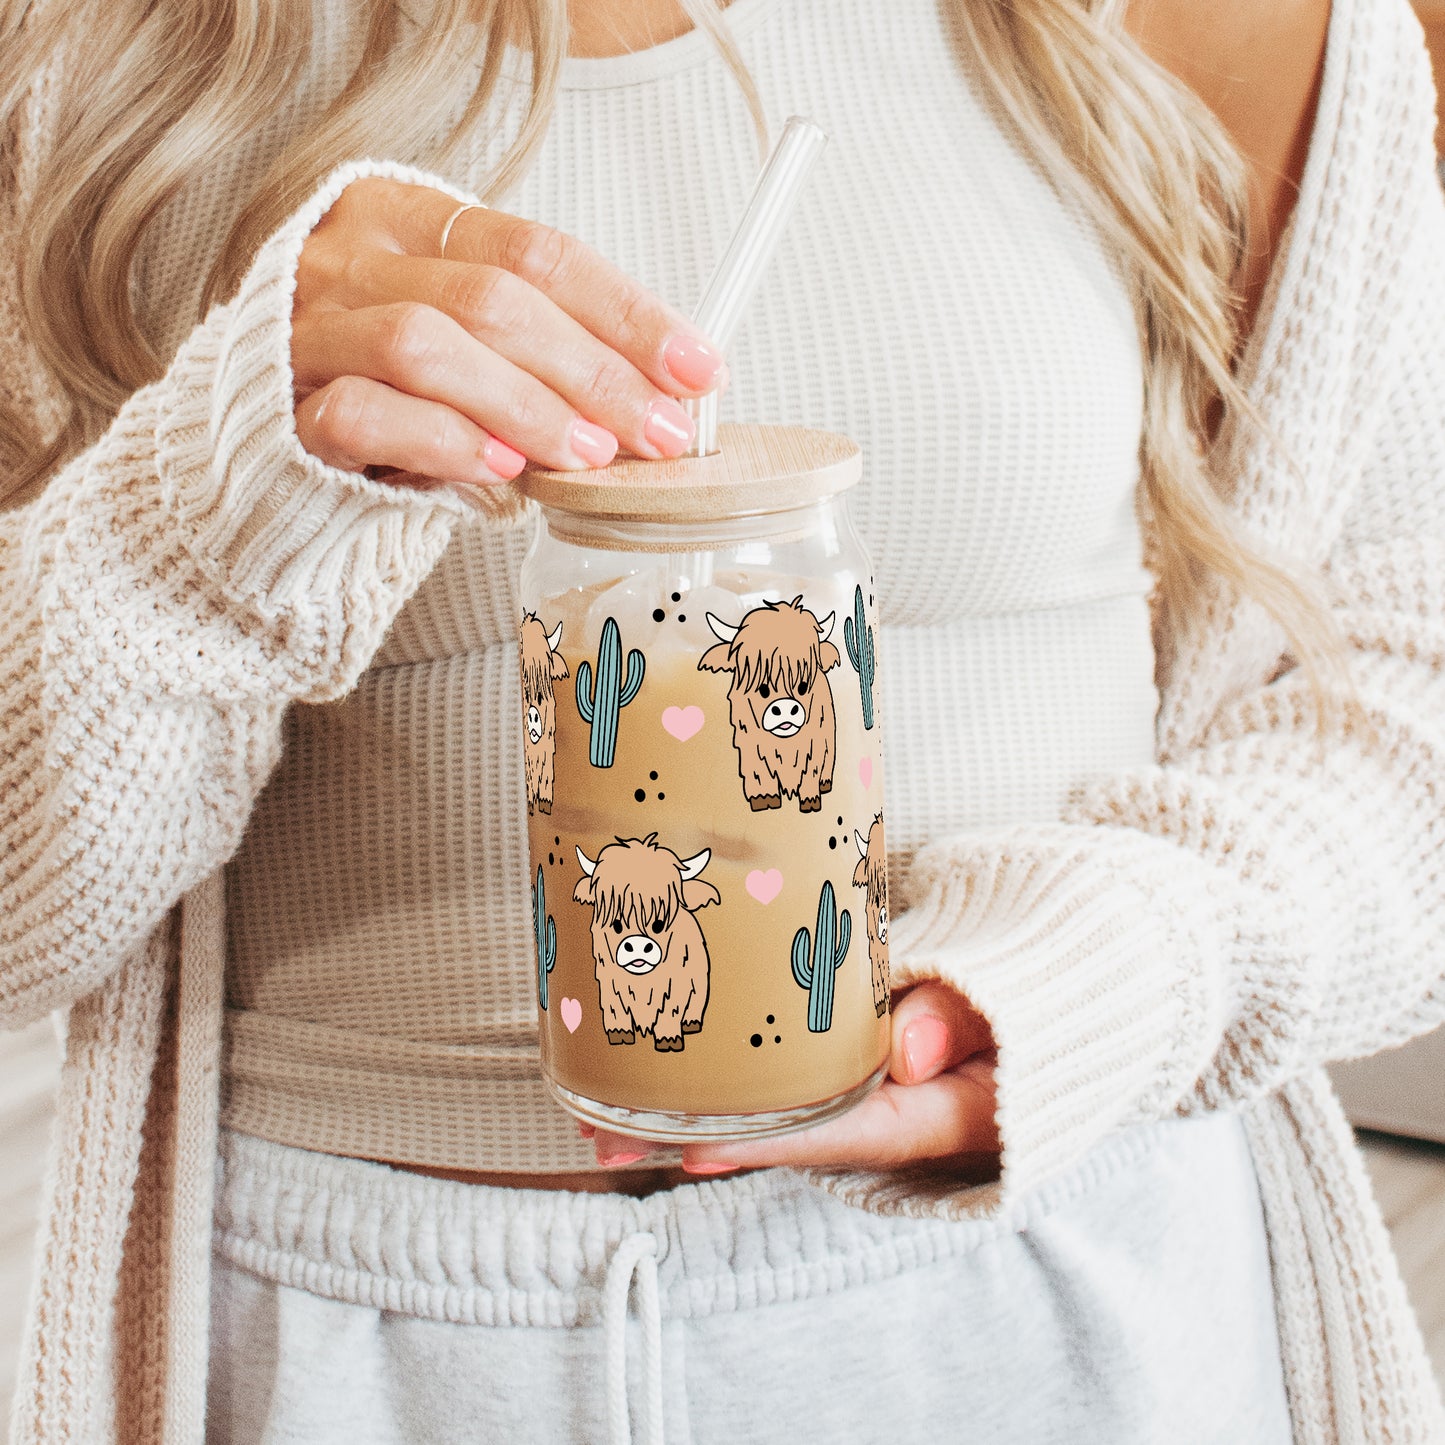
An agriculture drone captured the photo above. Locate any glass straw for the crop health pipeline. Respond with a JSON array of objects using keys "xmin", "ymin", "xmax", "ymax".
[{"xmin": 685, "ymin": 116, "xmax": 829, "ymax": 456}]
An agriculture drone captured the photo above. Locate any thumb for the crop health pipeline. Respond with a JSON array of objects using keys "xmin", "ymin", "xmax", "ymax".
[{"xmin": 889, "ymin": 979, "xmax": 996, "ymax": 1086}]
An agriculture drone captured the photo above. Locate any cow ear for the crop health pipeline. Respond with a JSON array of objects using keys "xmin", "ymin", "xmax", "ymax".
[
  {"xmin": 818, "ymin": 641, "xmax": 841, "ymax": 671},
  {"xmin": 573, "ymin": 875, "xmax": 595, "ymax": 905},
  {"xmin": 550, "ymin": 652, "xmax": 569, "ymax": 680},
  {"xmin": 682, "ymin": 879, "xmax": 721, "ymax": 910},
  {"xmin": 698, "ymin": 644, "xmax": 732, "ymax": 673}
]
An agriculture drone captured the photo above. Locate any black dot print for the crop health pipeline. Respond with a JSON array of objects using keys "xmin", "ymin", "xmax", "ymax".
[
  {"xmin": 634, "ymin": 788, "xmax": 646, "ymax": 802},
  {"xmin": 657, "ymin": 792, "xmax": 665, "ymax": 801},
  {"xmin": 751, "ymin": 1015, "xmax": 785, "ymax": 1048},
  {"xmin": 650, "ymin": 771, "xmax": 658, "ymax": 781},
  {"xmin": 671, "ymin": 592, "xmax": 681, "ymax": 602},
  {"xmin": 678, "ymin": 614, "xmax": 686, "ymax": 623},
  {"xmin": 554, "ymin": 836, "xmax": 560, "ymax": 846},
  {"xmin": 837, "ymin": 816, "xmax": 844, "ymax": 826},
  {"xmin": 652, "ymin": 608, "xmax": 666, "ymax": 622},
  {"xmin": 548, "ymin": 852, "xmax": 555, "ymax": 865},
  {"xmin": 828, "ymin": 836, "xmax": 837, "ymax": 850}
]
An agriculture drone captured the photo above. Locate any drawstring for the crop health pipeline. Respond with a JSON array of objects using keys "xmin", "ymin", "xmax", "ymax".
[{"xmin": 603, "ymin": 1231, "xmax": 665, "ymax": 1445}]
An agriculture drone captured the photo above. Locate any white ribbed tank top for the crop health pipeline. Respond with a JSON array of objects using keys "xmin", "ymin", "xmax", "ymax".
[{"xmin": 222, "ymin": 0, "xmax": 1161, "ymax": 1171}]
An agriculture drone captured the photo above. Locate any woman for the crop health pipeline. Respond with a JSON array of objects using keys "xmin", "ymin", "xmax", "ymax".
[{"xmin": 2, "ymin": 0, "xmax": 1442, "ymax": 1439}]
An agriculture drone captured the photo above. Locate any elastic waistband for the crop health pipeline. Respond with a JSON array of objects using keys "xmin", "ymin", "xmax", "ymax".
[{"xmin": 213, "ymin": 1117, "xmax": 1197, "ymax": 1328}]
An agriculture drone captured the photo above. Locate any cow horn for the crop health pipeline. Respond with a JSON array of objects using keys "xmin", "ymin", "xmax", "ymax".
[
  {"xmin": 575, "ymin": 845, "xmax": 598, "ymax": 877},
  {"xmin": 546, "ymin": 620, "xmax": 563, "ymax": 653},
  {"xmin": 678, "ymin": 847, "xmax": 711, "ymax": 880},
  {"xmin": 705, "ymin": 612, "xmax": 739, "ymax": 644},
  {"xmin": 855, "ymin": 830, "xmax": 869, "ymax": 858},
  {"xmin": 816, "ymin": 611, "xmax": 835, "ymax": 641}
]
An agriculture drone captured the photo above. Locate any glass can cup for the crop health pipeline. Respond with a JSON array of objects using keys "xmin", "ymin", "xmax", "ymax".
[{"xmin": 516, "ymin": 424, "xmax": 890, "ymax": 1142}]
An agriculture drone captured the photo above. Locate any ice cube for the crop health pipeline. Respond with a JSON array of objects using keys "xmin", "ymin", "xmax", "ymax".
[{"xmin": 583, "ymin": 569, "xmax": 671, "ymax": 646}]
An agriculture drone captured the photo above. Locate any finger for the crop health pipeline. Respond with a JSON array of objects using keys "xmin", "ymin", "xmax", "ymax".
[
  {"xmin": 592, "ymin": 1128, "xmax": 658, "ymax": 1168},
  {"xmin": 294, "ymin": 302, "xmax": 622, "ymax": 471},
  {"xmin": 433, "ymin": 207, "xmax": 727, "ymax": 398},
  {"xmin": 295, "ymin": 375, "xmax": 526, "ymax": 486},
  {"xmin": 888, "ymin": 980, "xmax": 997, "ymax": 1086},
  {"xmin": 360, "ymin": 253, "xmax": 700, "ymax": 460},
  {"xmin": 680, "ymin": 1064, "xmax": 1000, "ymax": 1174}
]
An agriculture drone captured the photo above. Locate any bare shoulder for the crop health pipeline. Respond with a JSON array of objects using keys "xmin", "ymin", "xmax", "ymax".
[{"xmin": 1126, "ymin": 0, "xmax": 1332, "ymax": 329}]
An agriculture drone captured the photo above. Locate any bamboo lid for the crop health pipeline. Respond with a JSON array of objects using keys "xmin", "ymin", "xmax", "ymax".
[{"xmin": 516, "ymin": 423, "xmax": 860, "ymax": 523}]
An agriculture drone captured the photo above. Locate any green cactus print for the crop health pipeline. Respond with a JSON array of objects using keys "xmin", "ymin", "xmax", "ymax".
[
  {"xmin": 843, "ymin": 583, "xmax": 876, "ymax": 730},
  {"xmin": 533, "ymin": 865, "xmax": 557, "ymax": 1009},
  {"xmin": 791, "ymin": 880, "xmax": 852, "ymax": 1032},
  {"xmin": 575, "ymin": 616, "xmax": 646, "ymax": 768}
]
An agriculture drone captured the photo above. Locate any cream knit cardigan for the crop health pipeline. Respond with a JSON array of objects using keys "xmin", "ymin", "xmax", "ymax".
[{"xmin": 3, "ymin": 0, "xmax": 1445, "ymax": 1439}]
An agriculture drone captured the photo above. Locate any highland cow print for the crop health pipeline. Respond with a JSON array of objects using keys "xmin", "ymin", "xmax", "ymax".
[
  {"xmin": 697, "ymin": 597, "xmax": 840, "ymax": 813},
  {"xmin": 573, "ymin": 834, "xmax": 719, "ymax": 1051},
  {"xmin": 519, "ymin": 613, "xmax": 568, "ymax": 816},
  {"xmin": 852, "ymin": 813, "xmax": 891, "ymax": 1017}
]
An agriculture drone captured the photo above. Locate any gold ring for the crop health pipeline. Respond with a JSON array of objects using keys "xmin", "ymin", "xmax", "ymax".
[{"xmin": 439, "ymin": 201, "xmax": 485, "ymax": 259}]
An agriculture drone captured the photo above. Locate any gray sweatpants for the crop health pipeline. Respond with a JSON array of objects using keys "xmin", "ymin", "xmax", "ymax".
[{"xmin": 208, "ymin": 1114, "xmax": 1291, "ymax": 1444}]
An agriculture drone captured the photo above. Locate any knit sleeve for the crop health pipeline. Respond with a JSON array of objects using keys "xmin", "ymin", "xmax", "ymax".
[
  {"xmin": 873, "ymin": 0, "xmax": 1445, "ymax": 1212},
  {"xmin": 888, "ymin": 510, "xmax": 1445, "ymax": 1211},
  {"xmin": 0, "ymin": 158, "xmax": 482, "ymax": 1030}
]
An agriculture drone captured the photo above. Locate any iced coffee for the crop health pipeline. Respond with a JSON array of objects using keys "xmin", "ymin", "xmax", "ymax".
[{"xmin": 519, "ymin": 424, "xmax": 890, "ymax": 1140}]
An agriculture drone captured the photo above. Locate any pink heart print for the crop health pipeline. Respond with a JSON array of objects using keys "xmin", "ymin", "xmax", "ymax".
[
  {"xmin": 746, "ymin": 868, "xmax": 784, "ymax": 904},
  {"xmin": 661, "ymin": 705, "xmax": 705, "ymax": 741},
  {"xmin": 859, "ymin": 757, "xmax": 874, "ymax": 789},
  {"xmin": 560, "ymin": 997, "xmax": 582, "ymax": 1033}
]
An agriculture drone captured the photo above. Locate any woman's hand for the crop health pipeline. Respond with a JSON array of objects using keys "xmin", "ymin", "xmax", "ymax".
[
  {"xmin": 586, "ymin": 981, "xmax": 1001, "ymax": 1174},
  {"xmin": 291, "ymin": 177, "xmax": 727, "ymax": 488}
]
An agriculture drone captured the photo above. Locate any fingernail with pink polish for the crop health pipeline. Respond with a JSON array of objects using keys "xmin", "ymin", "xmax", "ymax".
[
  {"xmin": 482, "ymin": 437, "xmax": 527, "ymax": 481},
  {"xmin": 901, "ymin": 1016, "xmax": 950, "ymax": 1083},
  {"xmin": 598, "ymin": 1149, "xmax": 649, "ymax": 1168},
  {"xmin": 570, "ymin": 419, "xmax": 619, "ymax": 468},
  {"xmin": 683, "ymin": 1160, "xmax": 739, "ymax": 1176},
  {"xmin": 663, "ymin": 333, "xmax": 727, "ymax": 392},
  {"xmin": 643, "ymin": 398, "xmax": 695, "ymax": 458}
]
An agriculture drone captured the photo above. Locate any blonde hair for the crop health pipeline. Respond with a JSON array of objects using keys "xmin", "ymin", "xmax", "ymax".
[{"xmin": 0, "ymin": 0, "xmax": 1332, "ymax": 671}]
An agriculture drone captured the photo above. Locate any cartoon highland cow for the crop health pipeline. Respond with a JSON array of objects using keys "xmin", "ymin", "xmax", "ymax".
[
  {"xmin": 852, "ymin": 813, "xmax": 891, "ymax": 1017},
  {"xmin": 698, "ymin": 596, "xmax": 839, "ymax": 813},
  {"xmin": 519, "ymin": 612, "xmax": 567, "ymax": 815},
  {"xmin": 573, "ymin": 835, "xmax": 719, "ymax": 1051}
]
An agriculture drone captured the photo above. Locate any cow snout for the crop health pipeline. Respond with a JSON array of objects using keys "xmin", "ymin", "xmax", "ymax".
[
  {"xmin": 616, "ymin": 934, "xmax": 662, "ymax": 974},
  {"xmin": 761, "ymin": 697, "xmax": 807, "ymax": 736},
  {"xmin": 526, "ymin": 704, "xmax": 543, "ymax": 744}
]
